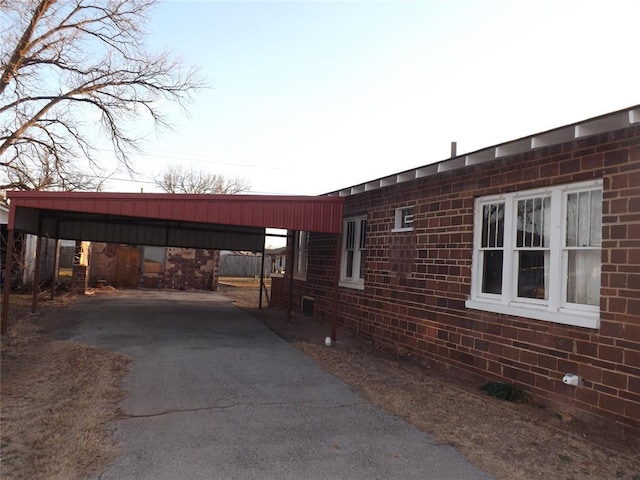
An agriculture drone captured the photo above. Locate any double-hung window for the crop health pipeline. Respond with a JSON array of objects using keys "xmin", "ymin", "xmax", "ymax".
[
  {"xmin": 340, "ymin": 216, "xmax": 366, "ymax": 289},
  {"xmin": 466, "ymin": 180, "xmax": 602, "ymax": 328}
]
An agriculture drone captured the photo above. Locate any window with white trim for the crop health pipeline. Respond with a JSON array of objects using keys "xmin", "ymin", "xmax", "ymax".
[
  {"xmin": 466, "ymin": 180, "xmax": 602, "ymax": 329},
  {"xmin": 292, "ymin": 231, "xmax": 308, "ymax": 278},
  {"xmin": 340, "ymin": 216, "xmax": 366, "ymax": 289},
  {"xmin": 392, "ymin": 206, "xmax": 414, "ymax": 232}
]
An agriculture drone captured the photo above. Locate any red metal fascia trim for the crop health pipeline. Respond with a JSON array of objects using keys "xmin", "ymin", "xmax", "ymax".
[
  {"xmin": 6, "ymin": 192, "xmax": 345, "ymax": 233},
  {"xmin": 6, "ymin": 191, "xmax": 344, "ymax": 203}
]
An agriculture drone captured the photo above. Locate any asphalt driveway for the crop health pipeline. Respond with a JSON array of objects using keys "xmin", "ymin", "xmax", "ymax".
[{"xmin": 67, "ymin": 290, "xmax": 493, "ymax": 480}]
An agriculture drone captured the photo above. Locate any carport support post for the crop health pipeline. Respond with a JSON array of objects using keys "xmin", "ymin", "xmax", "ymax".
[
  {"xmin": 259, "ymin": 242, "xmax": 266, "ymax": 309},
  {"xmin": 286, "ymin": 230, "xmax": 296, "ymax": 323},
  {"xmin": 1, "ymin": 229, "xmax": 15, "ymax": 335},
  {"xmin": 50, "ymin": 238, "xmax": 60, "ymax": 300},
  {"xmin": 331, "ymin": 232, "xmax": 342, "ymax": 342},
  {"xmin": 31, "ymin": 235, "xmax": 43, "ymax": 314}
]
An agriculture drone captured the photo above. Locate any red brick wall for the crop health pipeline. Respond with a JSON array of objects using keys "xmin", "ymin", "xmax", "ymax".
[
  {"xmin": 90, "ymin": 244, "xmax": 220, "ymax": 291},
  {"xmin": 271, "ymin": 275, "xmax": 286, "ymax": 307},
  {"xmin": 273, "ymin": 125, "xmax": 640, "ymax": 430},
  {"xmin": 141, "ymin": 248, "xmax": 219, "ymax": 291},
  {"xmin": 70, "ymin": 265, "xmax": 88, "ymax": 294},
  {"xmin": 271, "ymin": 232, "xmax": 339, "ymax": 319}
]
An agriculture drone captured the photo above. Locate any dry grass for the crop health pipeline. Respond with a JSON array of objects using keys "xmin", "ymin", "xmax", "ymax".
[
  {"xmin": 1, "ymin": 294, "xmax": 131, "ymax": 480},
  {"xmin": 219, "ymin": 276, "xmax": 270, "ymax": 309},
  {"xmin": 219, "ymin": 276, "xmax": 269, "ymax": 289},
  {"xmin": 295, "ymin": 342, "xmax": 640, "ymax": 480}
]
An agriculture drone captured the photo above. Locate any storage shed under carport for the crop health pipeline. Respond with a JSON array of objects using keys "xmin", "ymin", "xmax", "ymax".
[{"xmin": 1, "ymin": 191, "xmax": 344, "ymax": 335}]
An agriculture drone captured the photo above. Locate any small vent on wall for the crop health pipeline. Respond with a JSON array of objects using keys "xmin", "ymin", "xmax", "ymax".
[{"xmin": 301, "ymin": 296, "xmax": 314, "ymax": 316}]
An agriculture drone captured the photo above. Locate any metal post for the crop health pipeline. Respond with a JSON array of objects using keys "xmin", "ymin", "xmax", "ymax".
[
  {"xmin": 1, "ymin": 229, "xmax": 15, "ymax": 335},
  {"xmin": 50, "ymin": 239, "xmax": 60, "ymax": 300},
  {"xmin": 31, "ymin": 235, "xmax": 42, "ymax": 314},
  {"xmin": 259, "ymin": 241, "xmax": 266, "ymax": 309},
  {"xmin": 286, "ymin": 230, "xmax": 296, "ymax": 323},
  {"xmin": 331, "ymin": 232, "xmax": 342, "ymax": 342}
]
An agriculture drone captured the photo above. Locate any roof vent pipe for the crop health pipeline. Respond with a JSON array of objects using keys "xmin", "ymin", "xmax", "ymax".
[{"xmin": 450, "ymin": 141, "xmax": 457, "ymax": 158}]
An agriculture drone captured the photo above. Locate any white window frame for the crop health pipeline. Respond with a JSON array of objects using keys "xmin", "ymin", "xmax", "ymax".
[
  {"xmin": 392, "ymin": 206, "xmax": 415, "ymax": 232},
  {"xmin": 292, "ymin": 231, "xmax": 308, "ymax": 280},
  {"xmin": 340, "ymin": 215, "xmax": 366, "ymax": 290},
  {"xmin": 466, "ymin": 180, "xmax": 602, "ymax": 329}
]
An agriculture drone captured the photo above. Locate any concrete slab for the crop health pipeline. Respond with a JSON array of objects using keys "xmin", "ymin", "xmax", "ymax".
[{"xmin": 67, "ymin": 290, "xmax": 493, "ymax": 480}]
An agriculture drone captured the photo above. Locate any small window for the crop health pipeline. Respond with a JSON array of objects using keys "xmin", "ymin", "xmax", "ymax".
[
  {"xmin": 143, "ymin": 246, "xmax": 166, "ymax": 274},
  {"xmin": 393, "ymin": 206, "xmax": 414, "ymax": 232}
]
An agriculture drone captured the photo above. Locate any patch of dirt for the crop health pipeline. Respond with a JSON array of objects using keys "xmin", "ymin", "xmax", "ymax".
[
  {"xmin": 220, "ymin": 280, "xmax": 640, "ymax": 480},
  {"xmin": 218, "ymin": 276, "xmax": 270, "ymax": 309},
  {"xmin": 1, "ymin": 291, "xmax": 131, "ymax": 480}
]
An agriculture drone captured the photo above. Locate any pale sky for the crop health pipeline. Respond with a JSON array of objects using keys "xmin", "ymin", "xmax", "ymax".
[{"xmin": 102, "ymin": 0, "xmax": 640, "ymax": 196}]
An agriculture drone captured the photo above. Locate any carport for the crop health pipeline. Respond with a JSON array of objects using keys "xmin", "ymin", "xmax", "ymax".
[{"xmin": 1, "ymin": 191, "xmax": 344, "ymax": 335}]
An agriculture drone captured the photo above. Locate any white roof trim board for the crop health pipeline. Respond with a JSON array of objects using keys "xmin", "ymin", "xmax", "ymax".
[{"xmin": 328, "ymin": 106, "xmax": 640, "ymax": 197}]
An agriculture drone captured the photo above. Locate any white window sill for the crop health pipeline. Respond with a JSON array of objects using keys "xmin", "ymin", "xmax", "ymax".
[
  {"xmin": 392, "ymin": 227, "xmax": 414, "ymax": 233},
  {"xmin": 339, "ymin": 280, "xmax": 365, "ymax": 290},
  {"xmin": 465, "ymin": 299, "xmax": 599, "ymax": 329}
]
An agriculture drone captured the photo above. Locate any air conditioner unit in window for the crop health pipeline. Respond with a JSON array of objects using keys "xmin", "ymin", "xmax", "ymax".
[{"xmin": 404, "ymin": 214, "xmax": 414, "ymax": 224}]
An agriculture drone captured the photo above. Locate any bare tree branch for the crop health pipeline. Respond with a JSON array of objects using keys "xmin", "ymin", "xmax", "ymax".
[
  {"xmin": 0, "ymin": 0, "xmax": 51, "ymax": 96},
  {"xmin": 1, "ymin": 0, "xmax": 206, "ymax": 191},
  {"xmin": 153, "ymin": 166, "xmax": 251, "ymax": 195}
]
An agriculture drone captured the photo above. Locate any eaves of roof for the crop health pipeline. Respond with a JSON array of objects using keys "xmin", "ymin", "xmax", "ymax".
[{"xmin": 327, "ymin": 105, "xmax": 640, "ymax": 197}]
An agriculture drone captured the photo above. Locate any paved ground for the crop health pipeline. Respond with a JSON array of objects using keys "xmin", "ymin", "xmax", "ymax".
[{"xmin": 66, "ymin": 290, "xmax": 494, "ymax": 480}]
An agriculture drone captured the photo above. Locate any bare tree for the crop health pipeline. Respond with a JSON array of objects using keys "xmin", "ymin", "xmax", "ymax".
[
  {"xmin": 0, "ymin": 0, "xmax": 205, "ymax": 191},
  {"xmin": 153, "ymin": 165, "xmax": 251, "ymax": 194},
  {"xmin": 2, "ymin": 150, "xmax": 108, "ymax": 192}
]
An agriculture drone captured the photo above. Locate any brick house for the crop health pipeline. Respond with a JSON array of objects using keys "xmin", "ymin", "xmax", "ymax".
[{"xmin": 272, "ymin": 106, "xmax": 640, "ymax": 430}]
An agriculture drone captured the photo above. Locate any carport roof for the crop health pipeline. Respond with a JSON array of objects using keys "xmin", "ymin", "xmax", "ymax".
[{"xmin": 6, "ymin": 191, "xmax": 344, "ymax": 251}]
